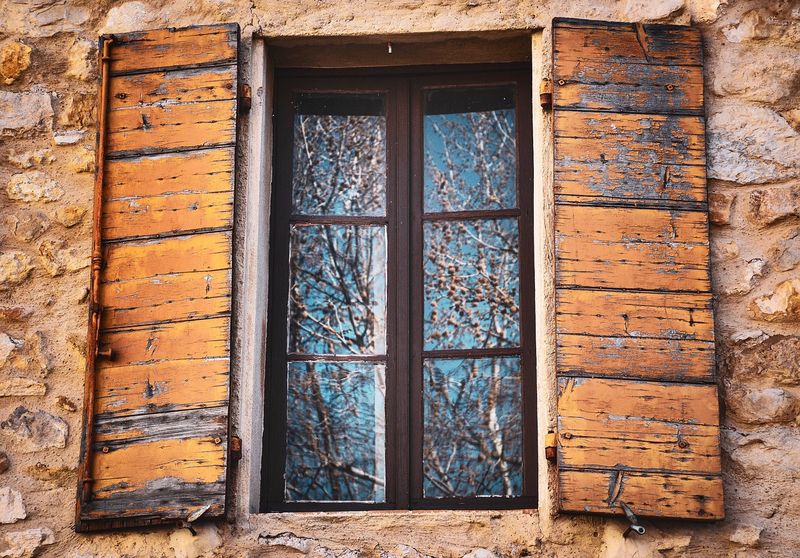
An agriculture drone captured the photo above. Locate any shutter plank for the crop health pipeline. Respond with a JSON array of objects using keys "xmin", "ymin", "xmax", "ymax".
[
  {"xmin": 95, "ymin": 358, "xmax": 229, "ymax": 418},
  {"xmin": 559, "ymin": 470, "xmax": 723, "ymax": 518},
  {"xmin": 109, "ymin": 25, "xmax": 238, "ymax": 75},
  {"xmin": 77, "ymin": 24, "xmax": 239, "ymax": 531},
  {"xmin": 556, "ymin": 205, "xmax": 711, "ymax": 291},
  {"xmin": 554, "ymin": 111, "xmax": 706, "ymax": 208},
  {"xmin": 558, "ymin": 335, "xmax": 715, "ymax": 381},
  {"xmin": 552, "ymin": 19, "xmax": 722, "ymax": 521},
  {"xmin": 100, "ymin": 268, "xmax": 231, "ymax": 330}
]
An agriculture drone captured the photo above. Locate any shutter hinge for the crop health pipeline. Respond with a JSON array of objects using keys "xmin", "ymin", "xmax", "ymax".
[
  {"xmin": 238, "ymin": 84, "xmax": 252, "ymax": 113},
  {"xmin": 539, "ymin": 78, "xmax": 553, "ymax": 111},
  {"xmin": 230, "ymin": 435, "xmax": 242, "ymax": 462},
  {"xmin": 544, "ymin": 431, "xmax": 557, "ymax": 461}
]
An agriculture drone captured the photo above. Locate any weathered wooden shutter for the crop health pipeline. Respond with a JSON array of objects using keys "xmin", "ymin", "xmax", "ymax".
[
  {"xmin": 75, "ymin": 24, "xmax": 240, "ymax": 531},
  {"xmin": 552, "ymin": 19, "xmax": 724, "ymax": 520}
]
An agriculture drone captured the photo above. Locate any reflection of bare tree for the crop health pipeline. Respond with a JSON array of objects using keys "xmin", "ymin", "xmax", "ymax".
[
  {"xmin": 423, "ymin": 357, "xmax": 522, "ymax": 498},
  {"xmin": 293, "ymin": 112, "xmax": 386, "ymax": 215}
]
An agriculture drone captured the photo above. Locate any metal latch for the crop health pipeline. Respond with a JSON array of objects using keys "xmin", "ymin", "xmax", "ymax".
[
  {"xmin": 539, "ymin": 78, "xmax": 553, "ymax": 110},
  {"xmin": 238, "ymin": 84, "xmax": 252, "ymax": 113},
  {"xmin": 544, "ymin": 431, "xmax": 558, "ymax": 461},
  {"xmin": 620, "ymin": 501, "xmax": 646, "ymax": 537}
]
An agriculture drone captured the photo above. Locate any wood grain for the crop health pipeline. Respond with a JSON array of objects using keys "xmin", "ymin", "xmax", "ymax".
[
  {"xmin": 554, "ymin": 111, "xmax": 706, "ymax": 207},
  {"xmin": 556, "ymin": 205, "xmax": 711, "ymax": 291},
  {"xmin": 106, "ymin": 99, "xmax": 236, "ymax": 157},
  {"xmin": 558, "ymin": 335, "xmax": 715, "ymax": 381},
  {"xmin": 559, "ymin": 469, "xmax": 723, "ymax": 519},
  {"xmin": 558, "ymin": 377, "xmax": 721, "ymax": 473},
  {"xmin": 108, "ymin": 24, "xmax": 238, "ymax": 75},
  {"xmin": 95, "ymin": 358, "xmax": 229, "ymax": 418},
  {"xmin": 553, "ymin": 19, "xmax": 703, "ymax": 66},
  {"xmin": 557, "ymin": 289, "xmax": 713, "ymax": 340},
  {"xmin": 101, "ymin": 231, "xmax": 232, "ymax": 283},
  {"xmin": 108, "ymin": 66, "xmax": 236, "ymax": 110},
  {"xmin": 100, "ymin": 269, "xmax": 231, "ymax": 330}
]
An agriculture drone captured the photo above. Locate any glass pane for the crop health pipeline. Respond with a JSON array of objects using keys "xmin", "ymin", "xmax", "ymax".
[
  {"xmin": 424, "ymin": 218, "xmax": 520, "ymax": 350},
  {"xmin": 292, "ymin": 93, "xmax": 386, "ymax": 216},
  {"xmin": 286, "ymin": 361, "xmax": 386, "ymax": 502},
  {"xmin": 288, "ymin": 225, "xmax": 387, "ymax": 355},
  {"xmin": 424, "ymin": 86, "xmax": 516, "ymax": 213},
  {"xmin": 423, "ymin": 357, "xmax": 523, "ymax": 498}
]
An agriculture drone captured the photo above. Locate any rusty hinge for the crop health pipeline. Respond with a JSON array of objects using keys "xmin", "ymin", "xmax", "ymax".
[
  {"xmin": 544, "ymin": 431, "xmax": 557, "ymax": 461},
  {"xmin": 238, "ymin": 84, "xmax": 252, "ymax": 113},
  {"xmin": 539, "ymin": 78, "xmax": 553, "ymax": 110},
  {"xmin": 230, "ymin": 435, "xmax": 242, "ymax": 462}
]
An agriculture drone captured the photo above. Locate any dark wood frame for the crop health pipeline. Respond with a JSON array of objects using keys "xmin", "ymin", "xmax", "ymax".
[{"xmin": 263, "ymin": 64, "xmax": 535, "ymax": 512}]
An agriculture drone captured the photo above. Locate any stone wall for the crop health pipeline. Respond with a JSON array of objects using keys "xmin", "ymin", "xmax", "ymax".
[{"xmin": 0, "ymin": 0, "xmax": 798, "ymax": 556}]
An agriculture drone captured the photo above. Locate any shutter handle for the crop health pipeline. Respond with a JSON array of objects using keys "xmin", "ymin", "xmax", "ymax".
[
  {"xmin": 97, "ymin": 347, "xmax": 114, "ymax": 361},
  {"xmin": 620, "ymin": 501, "xmax": 646, "ymax": 537}
]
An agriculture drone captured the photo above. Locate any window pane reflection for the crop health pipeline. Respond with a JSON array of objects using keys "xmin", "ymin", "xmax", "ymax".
[
  {"xmin": 424, "ymin": 86, "xmax": 516, "ymax": 212},
  {"xmin": 288, "ymin": 225, "xmax": 387, "ymax": 355},
  {"xmin": 423, "ymin": 357, "xmax": 522, "ymax": 498},
  {"xmin": 424, "ymin": 218, "xmax": 520, "ymax": 350},
  {"xmin": 292, "ymin": 93, "xmax": 386, "ymax": 216},
  {"xmin": 286, "ymin": 361, "xmax": 386, "ymax": 502}
]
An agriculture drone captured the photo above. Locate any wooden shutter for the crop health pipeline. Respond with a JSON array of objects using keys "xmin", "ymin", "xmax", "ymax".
[
  {"xmin": 75, "ymin": 24, "xmax": 240, "ymax": 531},
  {"xmin": 552, "ymin": 19, "xmax": 724, "ymax": 520}
]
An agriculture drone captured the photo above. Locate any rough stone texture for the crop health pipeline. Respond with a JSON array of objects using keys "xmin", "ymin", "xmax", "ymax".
[
  {"xmin": 0, "ymin": 378, "xmax": 47, "ymax": 398},
  {"xmin": 750, "ymin": 279, "xmax": 800, "ymax": 322},
  {"xmin": 0, "ymin": 454, "xmax": 9, "ymax": 475},
  {"xmin": 0, "ymin": 527, "xmax": 55, "ymax": 558},
  {"xmin": 0, "ymin": 42, "xmax": 32, "ymax": 85},
  {"xmin": 0, "ymin": 488, "xmax": 26, "ymax": 524},
  {"xmin": 0, "ymin": 0, "xmax": 797, "ymax": 557},
  {"xmin": 0, "ymin": 91, "xmax": 52, "ymax": 137},
  {"xmin": 0, "ymin": 253, "xmax": 35, "ymax": 290},
  {"xmin": 0, "ymin": 407, "xmax": 67, "ymax": 453},
  {"xmin": 6, "ymin": 172, "xmax": 63, "ymax": 203}
]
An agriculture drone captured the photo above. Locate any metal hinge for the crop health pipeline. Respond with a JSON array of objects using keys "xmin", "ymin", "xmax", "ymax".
[
  {"xmin": 544, "ymin": 431, "xmax": 558, "ymax": 461},
  {"xmin": 238, "ymin": 84, "xmax": 252, "ymax": 113},
  {"xmin": 539, "ymin": 78, "xmax": 553, "ymax": 111},
  {"xmin": 230, "ymin": 435, "xmax": 242, "ymax": 462}
]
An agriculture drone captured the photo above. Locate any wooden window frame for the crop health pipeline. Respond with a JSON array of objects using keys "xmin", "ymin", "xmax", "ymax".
[{"xmin": 262, "ymin": 64, "xmax": 536, "ymax": 512}]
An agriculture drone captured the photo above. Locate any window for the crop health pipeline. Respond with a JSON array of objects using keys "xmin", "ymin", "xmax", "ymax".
[{"xmin": 264, "ymin": 66, "xmax": 534, "ymax": 511}]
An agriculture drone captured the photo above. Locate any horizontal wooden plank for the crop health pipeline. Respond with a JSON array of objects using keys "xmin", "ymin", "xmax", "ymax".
[
  {"xmin": 108, "ymin": 66, "xmax": 236, "ymax": 110},
  {"xmin": 554, "ymin": 60, "xmax": 703, "ymax": 114},
  {"xmin": 553, "ymin": 19, "xmax": 703, "ymax": 66},
  {"xmin": 559, "ymin": 469, "xmax": 723, "ymax": 519},
  {"xmin": 101, "ymin": 231, "xmax": 231, "ymax": 283},
  {"xmin": 102, "ymin": 191, "xmax": 233, "ymax": 241},
  {"xmin": 101, "ymin": 269, "xmax": 231, "ymax": 330},
  {"xmin": 106, "ymin": 99, "xmax": 236, "ymax": 157},
  {"xmin": 554, "ymin": 111, "xmax": 706, "ymax": 206},
  {"xmin": 558, "ymin": 377, "xmax": 720, "ymax": 435},
  {"xmin": 556, "ymin": 289, "xmax": 713, "ymax": 340},
  {"xmin": 558, "ymin": 334, "xmax": 714, "ymax": 381},
  {"xmin": 556, "ymin": 205, "xmax": 711, "ymax": 291},
  {"xmin": 558, "ymin": 377, "xmax": 721, "ymax": 473},
  {"xmin": 105, "ymin": 148, "xmax": 235, "ymax": 201},
  {"xmin": 93, "ymin": 406, "xmax": 227, "ymax": 446},
  {"xmin": 97, "ymin": 316, "xmax": 230, "ymax": 369},
  {"xmin": 95, "ymin": 357, "xmax": 229, "ymax": 418},
  {"xmin": 108, "ymin": 24, "xmax": 238, "ymax": 75}
]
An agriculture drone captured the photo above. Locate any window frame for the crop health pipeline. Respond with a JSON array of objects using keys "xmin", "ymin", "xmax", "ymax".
[{"xmin": 262, "ymin": 63, "xmax": 536, "ymax": 512}]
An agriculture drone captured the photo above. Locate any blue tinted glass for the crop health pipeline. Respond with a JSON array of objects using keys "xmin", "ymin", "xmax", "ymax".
[
  {"xmin": 424, "ymin": 218, "xmax": 520, "ymax": 350},
  {"xmin": 424, "ymin": 86, "xmax": 516, "ymax": 212},
  {"xmin": 286, "ymin": 361, "xmax": 386, "ymax": 502},
  {"xmin": 423, "ymin": 356, "xmax": 523, "ymax": 498},
  {"xmin": 288, "ymin": 224, "xmax": 387, "ymax": 355}
]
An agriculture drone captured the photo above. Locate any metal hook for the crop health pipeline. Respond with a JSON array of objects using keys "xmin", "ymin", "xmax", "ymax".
[{"xmin": 620, "ymin": 501, "xmax": 646, "ymax": 537}]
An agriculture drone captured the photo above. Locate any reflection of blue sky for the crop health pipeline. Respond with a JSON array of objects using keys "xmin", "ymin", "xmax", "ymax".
[
  {"xmin": 286, "ymin": 361, "xmax": 386, "ymax": 502},
  {"xmin": 288, "ymin": 225, "xmax": 387, "ymax": 355},
  {"xmin": 424, "ymin": 218, "xmax": 520, "ymax": 350},
  {"xmin": 423, "ymin": 357, "xmax": 522, "ymax": 498},
  {"xmin": 292, "ymin": 113, "xmax": 386, "ymax": 216},
  {"xmin": 424, "ymin": 109, "xmax": 516, "ymax": 212}
]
